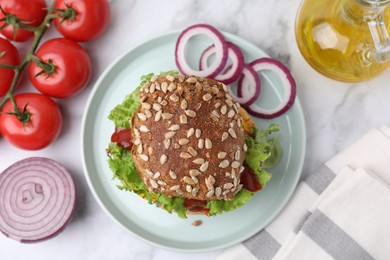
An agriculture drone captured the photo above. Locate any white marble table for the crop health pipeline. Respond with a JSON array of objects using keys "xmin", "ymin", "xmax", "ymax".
[{"xmin": 1, "ymin": 0, "xmax": 390, "ymax": 259}]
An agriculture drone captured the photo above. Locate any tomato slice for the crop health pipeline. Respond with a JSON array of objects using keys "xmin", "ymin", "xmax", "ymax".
[
  {"xmin": 240, "ymin": 167, "xmax": 262, "ymax": 192},
  {"xmin": 111, "ymin": 128, "xmax": 132, "ymax": 150},
  {"xmin": 184, "ymin": 199, "xmax": 210, "ymax": 214}
]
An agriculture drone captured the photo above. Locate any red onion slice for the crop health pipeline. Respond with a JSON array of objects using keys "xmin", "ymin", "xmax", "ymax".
[
  {"xmin": 0, "ymin": 157, "xmax": 76, "ymax": 243},
  {"xmin": 245, "ymin": 58, "xmax": 296, "ymax": 119},
  {"xmin": 227, "ymin": 64, "xmax": 261, "ymax": 106},
  {"xmin": 175, "ymin": 24, "xmax": 229, "ymax": 78},
  {"xmin": 199, "ymin": 42, "xmax": 245, "ymax": 84}
]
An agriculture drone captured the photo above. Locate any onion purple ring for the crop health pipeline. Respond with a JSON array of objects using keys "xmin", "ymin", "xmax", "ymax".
[
  {"xmin": 227, "ymin": 64, "xmax": 261, "ymax": 106},
  {"xmin": 199, "ymin": 42, "xmax": 245, "ymax": 84},
  {"xmin": 175, "ymin": 24, "xmax": 229, "ymax": 78},
  {"xmin": 0, "ymin": 157, "xmax": 76, "ymax": 243},
  {"xmin": 245, "ymin": 58, "xmax": 297, "ymax": 119}
]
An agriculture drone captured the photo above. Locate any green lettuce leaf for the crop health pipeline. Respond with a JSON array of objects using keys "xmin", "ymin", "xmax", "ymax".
[{"xmin": 207, "ymin": 189, "xmax": 254, "ymax": 215}]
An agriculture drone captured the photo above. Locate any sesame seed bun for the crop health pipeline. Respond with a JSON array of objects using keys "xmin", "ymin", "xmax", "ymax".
[{"xmin": 131, "ymin": 74, "xmax": 248, "ymax": 201}]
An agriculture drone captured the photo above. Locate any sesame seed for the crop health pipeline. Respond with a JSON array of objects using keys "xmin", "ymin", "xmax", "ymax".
[
  {"xmin": 139, "ymin": 154, "xmax": 149, "ymax": 161},
  {"xmin": 174, "ymin": 143, "xmax": 180, "ymax": 149},
  {"xmin": 165, "ymin": 131, "xmax": 176, "ymax": 139},
  {"xmin": 205, "ymin": 180, "xmax": 213, "ymax": 190},
  {"xmin": 225, "ymin": 172, "xmax": 231, "ymax": 177},
  {"xmin": 155, "ymin": 82, "xmax": 161, "ymax": 90},
  {"xmin": 231, "ymin": 168, "xmax": 237, "ymax": 178},
  {"xmin": 219, "ymin": 160, "xmax": 229, "ymax": 168},
  {"xmin": 168, "ymin": 124, "xmax": 180, "ymax": 131},
  {"xmin": 192, "ymin": 158, "xmax": 205, "ymax": 164},
  {"xmin": 223, "ymin": 190, "xmax": 230, "ymax": 196},
  {"xmin": 186, "ymin": 77, "xmax": 198, "ymax": 83},
  {"xmin": 137, "ymin": 113, "xmax": 147, "ymax": 121},
  {"xmin": 166, "ymin": 75, "xmax": 175, "ymax": 82},
  {"xmin": 240, "ymin": 166, "xmax": 245, "ymax": 173},
  {"xmin": 170, "ymin": 185, "xmax": 180, "ymax": 191},
  {"xmin": 180, "ymin": 152, "xmax": 192, "ymax": 159},
  {"xmin": 233, "ymin": 176, "xmax": 238, "ymax": 186},
  {"xmin": 205, "ymin": 138, "xmax": 212, "ymax": 149},
  {"xmin": 187, "ymin": 128, "xmax": 195, "ymax": 138},
  {"xmin": 231, "ymin": 161, "xmax": 240, "ymax": 169},
  {"xmin": 229, "ymin": 122, "xmax": 235, "ymax": 128},
  {"xmin": 150, "ymin": 83, "xmax": 156, "ymax": 93},
  {"xmin": 169, "ymin": 170, "xmax": 177, "ymax": 179},
  {"xmin": 160, "ymin": 154, "xmax": 168, "ymax": 165},
  {"xmin": 169, "ymin": 93, "xmax": 179, "ymax": 102},
  {"xmin": 137, "ymin": 145, "xmax": 143, "ymax": 154},
  {"xmin": 160, "ymin": 100, "xmax": 168, "ymax": 106},
  {"xmin": 214, "ymin": 102, "xmax": 221, "ymax": 108},
  {"xmin": 150, "ymin": 179, "xmax": 159, "ymax": 188},
  {"xmin": 134, "ymin": 138, "xmax": 141, "ymax": 145},
  {"xmin": 243, "ymin": 143, "xmax": 248, "ymax": 152},
  {"xmin": 222, "ymin": 84, "xmax": 228, "ymax": 92},
  {"xmin": 218, "ymin": 152, "xmax": 227, "ymax": 159},
  {"xmin": 178, "ymin": 138, "xmax": 189, "ymax": 145},
  {"xmin": 208, "ymin": 175, "xmax": 215, "ymax": 184},
  {"xmin": 222, "ymin": 132, "xmax": 229, "ymax": 141},
  {"xmin": 140, "ymin": 95, "xmax": 147, "ymax": 102},
  {"xmin": 199, "ymin": 161, "xmax": 209, "ymax": 172},
  {"xmin": 226, "ymin": 99, "xmax": 233, "ymax": 107},
  {"xmin": 151, "ymin": 75, "xmax": 158, "ymax": 82},
  {"xmin": 153, "ymin": 172, "xmax": 161, "ymax": 179},
  {"xmin": 168, "ymin": 83, "xmax": 177, "ymax": 92},
  {"xmin": 179, "ymin": 115, "xmax": 187, "ymax": 124},
  {"xmin": 185, "ymin": 110, "xmax": 196, "ymax": 118},
  {"xmin": 212, "ymin": 86, "xmax": 219, "ymax": 94},
  {"xmin": 139, "ymin": 125, "xmax": 150, "ymax": 132},
  {"xmin": 228, "ymin": 128, "xmax": 237, "ymax": 139},
  {"xmin": 224, "ymin": 183, "xmax": 234, "ymax": 190},
  {"xmin": 145, "ymin": 169, "xmax": 153, "ymax": 177},
  {"xmin": 215, "ymin": 187, "xmax": 222, "ymax": 196},
  {"xmin": 161, "ymin": 82, "xmax": 168, "ymax": 93},
  {"xmin": 195, "ymin": 129, "xmax": 201, "ymax": 138},
  {"xmin": 181, "ymin": 99, "xmax": 188, "ymax": 110},
  {"xmin": 144, "ymin": 87, "xmax": 149, "ymax": 93},
  {"xmin": 164, "ymin": 139, "xmax": 171, "ymax": 149},
  {"xmin": 203, "ymin": 93, "xmax": 212, "ymax": 101},
  {"xmin": 178, "ymin": 75, "xmax": 185, "ymax": 82},
  {"xmin": 144, "ymin": 109, "xmax": 152, "ymax": 118},
  {"xmin": 194, "ymin": 103, "xmax": 202, "ymax": 111},
  {"xmin": 192, "ymin": 187, "xmax": 199, "ymax": 196},
  {"xmin": 154, "ymin": 110, "xmax": 162, "ymax": 121},
  {"xmin": 186, "ymin": 185, "xmax": 192, "ymax": 193},
  {"xmin": 191, "ymin": 176, "xmax": 199, "ymax": 184},
  {"xmin": 162, "ymin": 113, "xmax": 174, "ymax": 120},
  {"xmin": 227, "ymin": 109, "xmax": 235, "ymax": 118},
  {"xmin": 198, "ymin": 139, "xmax": 204, "ymax": 149},
  {"xmin": 237, "ymin": 119, "xmax": 242, "ymax": 127},
  {"xmin": 133, "ymin": 129, "xmax": 140, "ymax": 137},
  {"xmin": 211, "ymin": 110, "xmax": 220, "ymax": 119},
  {"xmin": 206, "ymin": 189, "xmax": 214, "ymax": 198},
  {"xmin": 153, "ymin": 103, "xmax": 162, "ymax": 111},
  {"xmin": 142, "ymin": 102, "xmax": 151, "ymax": 109},
  {"xmin": 235, "ymin": 150, "xmax": 241, "ymax": 161},
  {"xmin": 183, "ymin": 176, "xmax": 195, "ymax": 185},
  {"xmin": 148, "ymin": 146, "xmax": 153, "ymax": 155},
  {"xmin": 157, "ymin": 96, "xmax": 162, "ymax": 103},
  {"xmin": 188, "ymin": 147, "xmax": 198, "ymax": 156},
  {"xmin": 235, "ymin": 184, "xmax": 243, "ymax": 194},
  {"xmin": 189, "ymin": 169, "xmax": 200, "ymax": 177}
]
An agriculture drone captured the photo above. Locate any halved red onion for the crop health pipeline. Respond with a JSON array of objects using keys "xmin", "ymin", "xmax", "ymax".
[
  {"xmin": 227, "ymin": 64, "xmax": 261, "ymax": 106},
  {"xmin": 175, "ymin": 24, "xmax": 229, "ymax": 78},
  {"xmin": 245, "ymin": 58, "xmax": 296, "ymax": 119},
  {"xmin": 0, "ymin": 157, "xmax": 76, "ymax": 243},
  {"xmin": 199, "ymin": 42, "xmax": 245, "ymax": 84}
]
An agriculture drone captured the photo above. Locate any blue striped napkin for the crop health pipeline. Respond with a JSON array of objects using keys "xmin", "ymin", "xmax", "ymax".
[{"xmin": 217, "ymin": 126, "xmax": 390, "ymax": 260}]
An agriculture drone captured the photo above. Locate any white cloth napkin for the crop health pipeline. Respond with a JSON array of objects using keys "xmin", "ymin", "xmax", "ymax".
[{"xmin": 216, "ymin": 126, "xmax": 390, "ymax": 260}]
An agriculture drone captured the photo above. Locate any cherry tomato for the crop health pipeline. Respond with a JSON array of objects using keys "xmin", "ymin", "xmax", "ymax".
[
  {"xmin": 0, "ymin": 37, "xmax": 19, "ymax": 96},
  {"xmin": 0, "ymin": 0, "xmax": 47, "ymax": 42},
  {"xmin": 240, "ymin": 167, "xmax": 262, "ymax": 192},
  {"xmin": 53, "ymin": 0, "xmax": 110, "ymax": 42},
  {"xmin": 29, "ymin": 38, "xmax": 92, "ymax": 98},
  {"xmin": 0, "ymin": 93, "xmax": 62, "ymax": 150}
]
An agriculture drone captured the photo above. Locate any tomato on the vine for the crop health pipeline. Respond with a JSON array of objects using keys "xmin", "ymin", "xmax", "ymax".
[
  {"xmin": 0, "ymin": 93, "xmax": 62, "ymax": 150},
  {"xmin": 53, "ymin": 0, "xmax": 110, "ymax": 42},
  {"xmin": 0, "ymin": 0, "xmax": 47, "ymax": 42},
  {"xmin": 0, "ymin": 37, "xmax": 19, "ymax": 96},
  {"xmin": 29, "ymin": 38, "xmax": 92, "ymax": 98}
]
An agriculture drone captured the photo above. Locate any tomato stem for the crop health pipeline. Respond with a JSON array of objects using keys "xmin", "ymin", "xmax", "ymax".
[{"xmin": 0, "ymin": 4, "xmax": 56, "ymax": 112}]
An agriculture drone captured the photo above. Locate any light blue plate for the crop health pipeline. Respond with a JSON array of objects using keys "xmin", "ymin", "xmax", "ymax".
[{"xmin": 81, "ymin": 30, "xmax": 306, "ymax": 252}]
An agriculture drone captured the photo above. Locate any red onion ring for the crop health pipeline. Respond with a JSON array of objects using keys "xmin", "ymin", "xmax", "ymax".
[
  {"xmin": 175, "ymin": 24, "xmax": 229, "ymax": 78},
  {"xmin": 0, "ymin": 157, "xmax": 76, "ymax": 243},
  {"xmin": 199, "ymin": 42, "xmax": 245, "ymax": 84},
  {"xmin": 245, "ymin": 58, "xmax": 296, "ymax": 119},
  {"xmin": 227, "ymin": 64, "xmax": 261, "ymax": 106}
]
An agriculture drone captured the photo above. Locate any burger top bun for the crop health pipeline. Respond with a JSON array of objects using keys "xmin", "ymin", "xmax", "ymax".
[{"xmin": 131, "ymin": 74, "xmax": 248, "ymax": 201}]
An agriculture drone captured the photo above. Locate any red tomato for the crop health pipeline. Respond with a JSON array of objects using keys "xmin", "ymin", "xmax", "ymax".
[
  {"xmin": 29, "ymin": 38, "xmax": 92, "ymax": 98},
  {"xmin": 53, "ymin": 0, "xmax": 110, "ymax": 42},
  {"xmin": 0, "ymin": 38, "xmax": 19, "ymax": 96},
  {"xmin": 240, "ymin": 167, "xmax": 262, "ymax": 192},
  {"xmin": 0, "ymin": 93, "xmax": 62, "ymax": 150},
  {"xmin": 0, "ymin": 0, "xmax": 47, "ymax": 42},
  {"xmin": 111, "ymin": 128, "xmax": 133, "ymax": 150}
]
